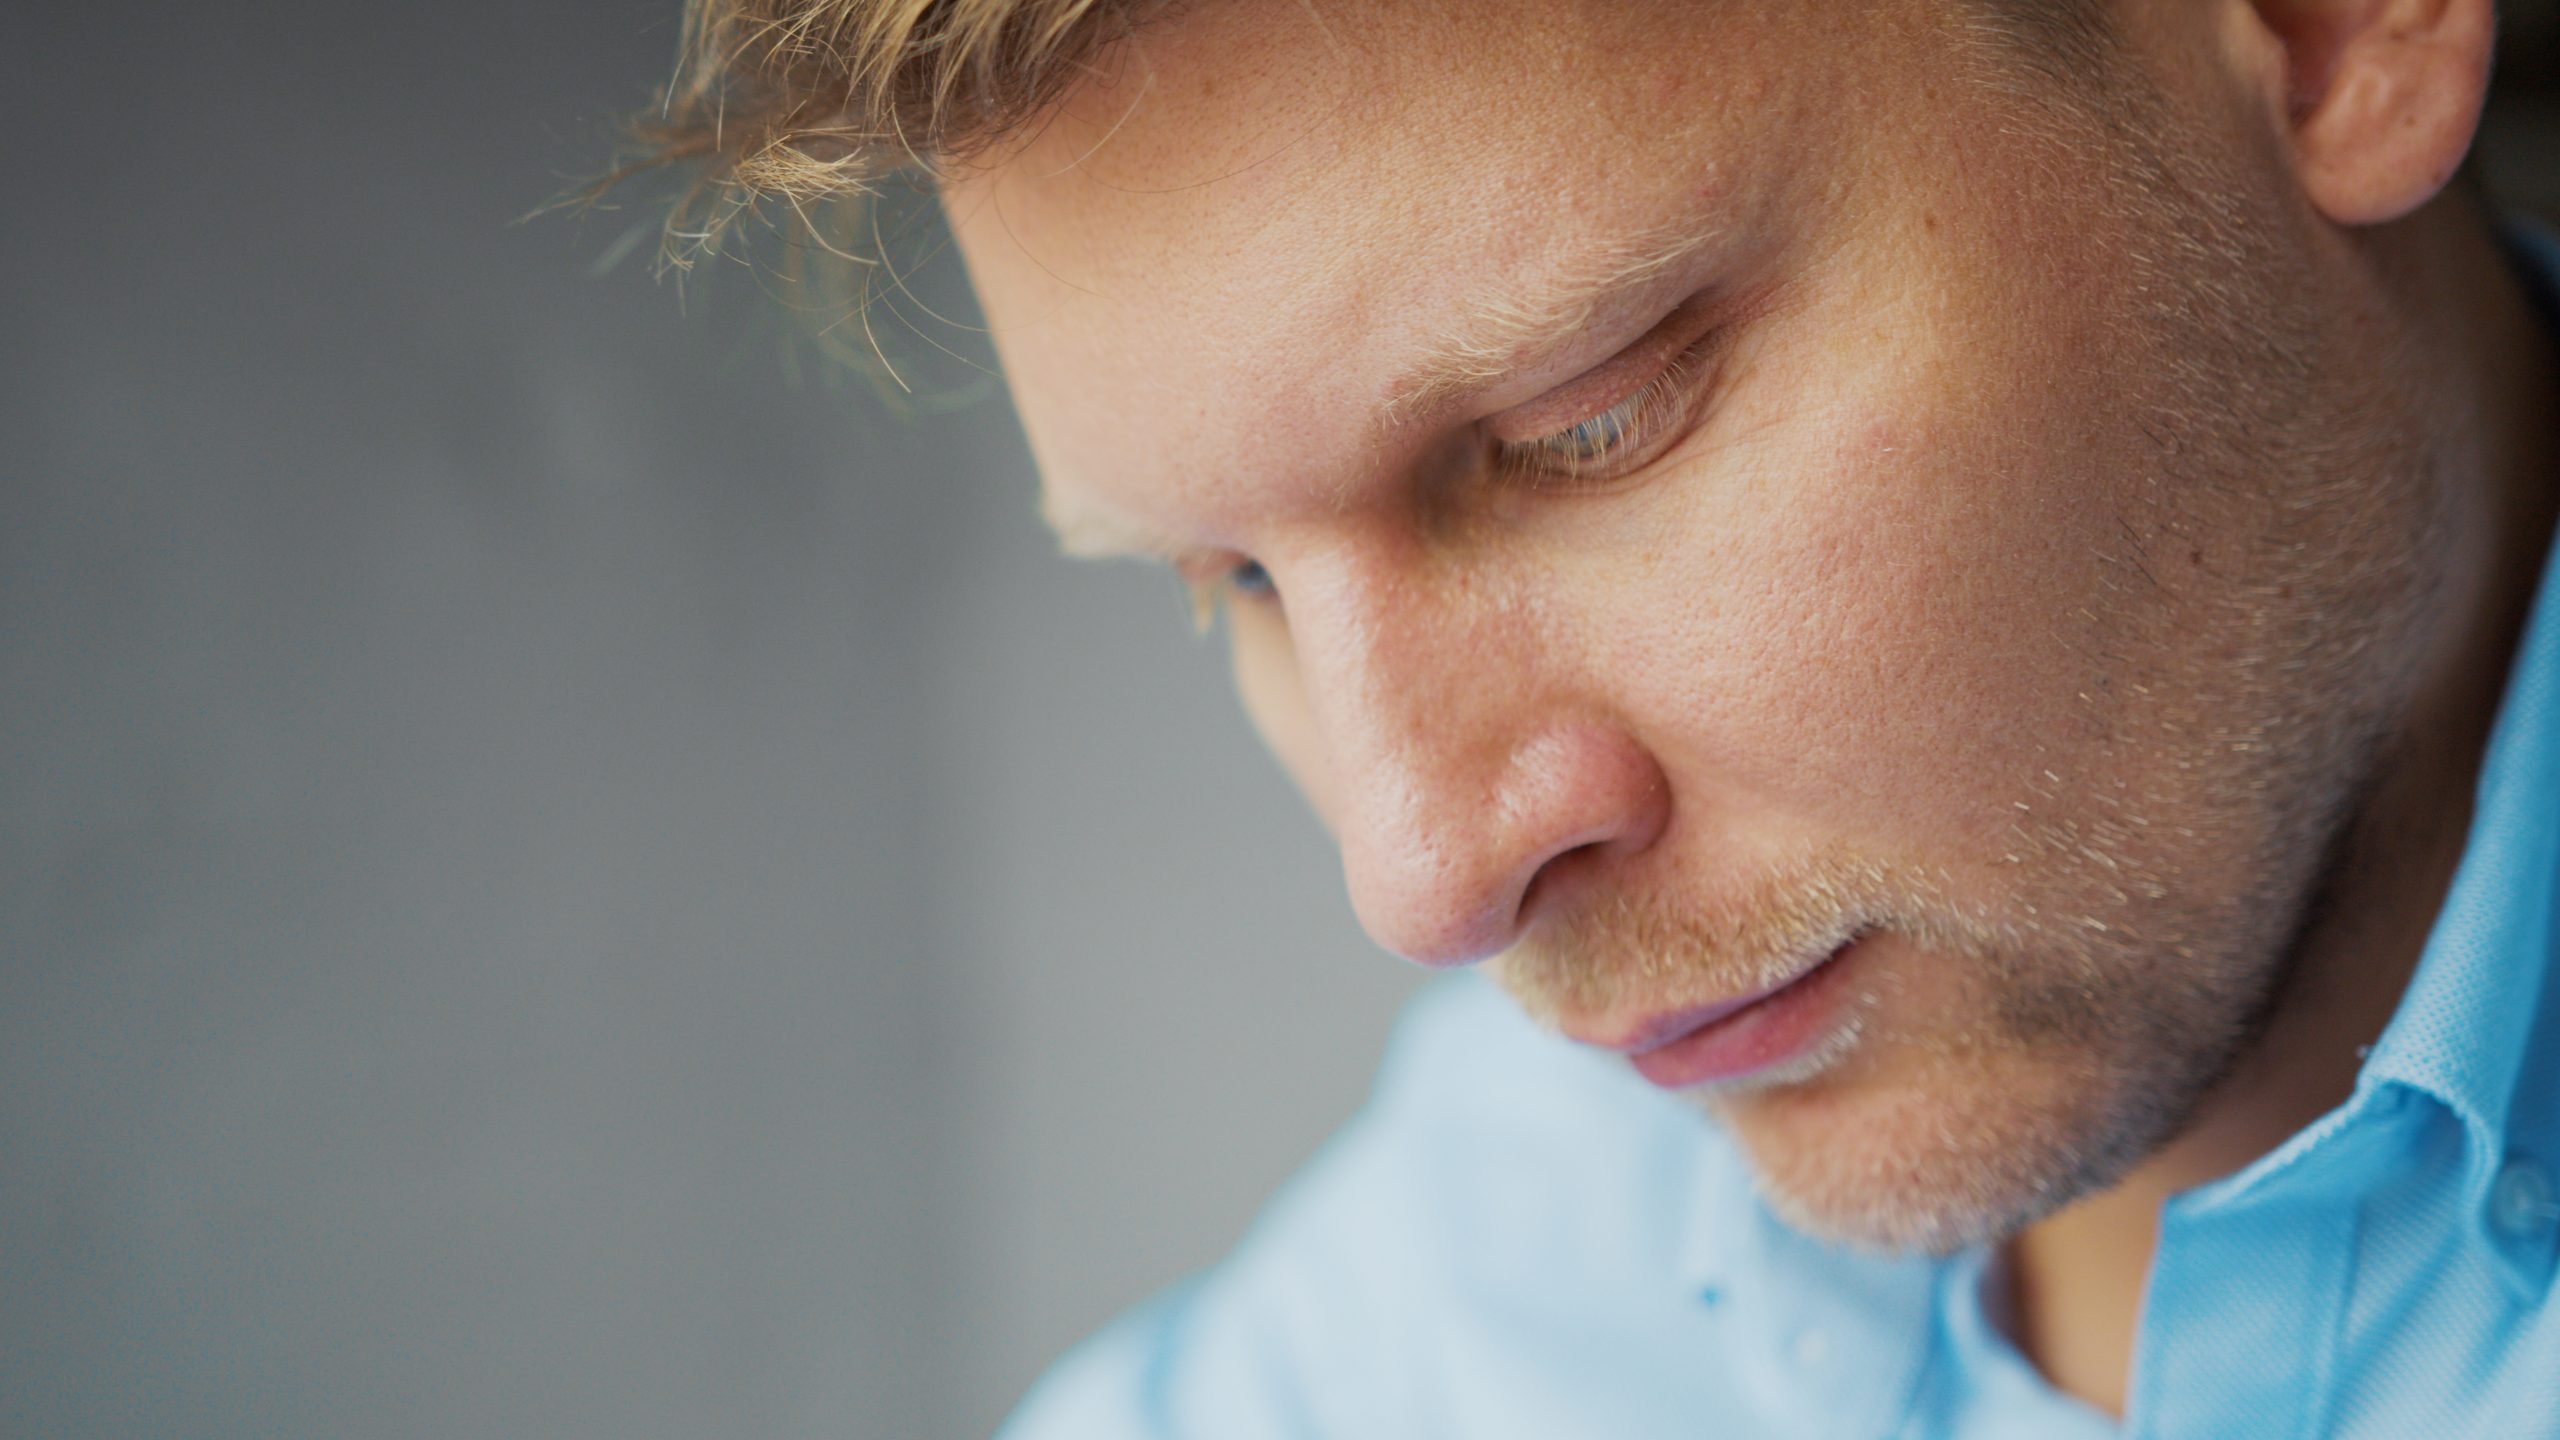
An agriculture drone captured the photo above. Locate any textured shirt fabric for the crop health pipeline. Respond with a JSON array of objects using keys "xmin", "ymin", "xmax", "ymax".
[{"xmin": 995, "ymin": 269, "xmax": 2560, "ymax": 1439}]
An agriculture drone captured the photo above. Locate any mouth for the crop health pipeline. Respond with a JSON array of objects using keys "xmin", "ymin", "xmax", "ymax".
[{"xmin": 1565, "ymin": 933, "xmax": 1869, "ymax": 1092}]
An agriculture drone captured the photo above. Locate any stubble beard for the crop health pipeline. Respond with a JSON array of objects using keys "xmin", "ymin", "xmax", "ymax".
[
  {"xmin": 1491, "ymin": 52, "xmax": 2445, "ymax": 1258},
  {"xmin": 1487, "ymin": 831, "xmax": 2331, "ymax": 1256},
  {"xmin": 1491, "ymin": 698, "xmax": 2395, "ymax": 1257}
]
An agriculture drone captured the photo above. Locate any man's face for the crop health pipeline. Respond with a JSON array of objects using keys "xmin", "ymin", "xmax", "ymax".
[{"xmin": 946, "ymin": 0, "xmax": 2453, "ymax": 1251}]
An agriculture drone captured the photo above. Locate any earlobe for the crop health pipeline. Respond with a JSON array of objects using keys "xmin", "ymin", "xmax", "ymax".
[{"xmin": 2252, "ymin": 0, "xmax": 2496, "ymax": 226}]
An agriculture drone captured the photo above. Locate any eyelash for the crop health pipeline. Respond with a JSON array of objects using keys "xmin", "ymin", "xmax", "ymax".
[
  {"xmin": 1493, "ymin": 348, "xmax": 1707, "ymax": 489},
  {"xmin": 1196, "ymin": 341, "xmax": 1713, "ymax": 612}
]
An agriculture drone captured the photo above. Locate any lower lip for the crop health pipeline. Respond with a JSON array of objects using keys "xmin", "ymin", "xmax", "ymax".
[{"xmin": 1628, "ymin": 942, "xmax": 1860, "ymax": 1090}]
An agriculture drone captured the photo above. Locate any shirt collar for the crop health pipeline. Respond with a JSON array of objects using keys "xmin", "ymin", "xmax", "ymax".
[
  {"xmin": 2354, "ymin": 525, "xmax": 2560, "ymax": 1155},
  {"xmin": 2347, "ymin": 225, "xmax": 2560, "ymax": 1265}
]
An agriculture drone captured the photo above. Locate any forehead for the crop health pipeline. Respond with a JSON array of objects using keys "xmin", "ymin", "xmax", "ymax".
[{"xmin": 941, "ymin": 0, "xmax": 1866, "ymax": 542}]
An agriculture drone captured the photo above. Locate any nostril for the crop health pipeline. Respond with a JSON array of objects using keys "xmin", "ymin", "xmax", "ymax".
[
  {"xmin": 1515, "ymin": 838, "xmax": 1613, "ymax": 929},
  {"xmin": 1337, "ymin": 723, "xmax": 1670, "ymax": 967}
]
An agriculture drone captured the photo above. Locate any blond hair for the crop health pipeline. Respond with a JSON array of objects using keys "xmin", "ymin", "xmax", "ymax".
[
  {"xmin": 603, "ymin": 0, "xmax": 2113, "ymax": 272},
  {"xmin": 611, "ymin": 0, "xmax": 1151, "ymax": 268}
]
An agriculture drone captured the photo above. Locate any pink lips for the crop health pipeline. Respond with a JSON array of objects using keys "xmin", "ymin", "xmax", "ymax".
[
  {"xmin": 1618, "ymin": 988, "xmax": 1787, "ymax": 1056},
  {"xmin": 1567, "ymin": 938, "xmax": 1864, "ymax": 1091}
]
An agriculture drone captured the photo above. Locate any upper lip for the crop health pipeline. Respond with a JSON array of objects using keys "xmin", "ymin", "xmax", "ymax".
[{"xmin": 1556, "ymin": 936, "xmax": 1858, "ymax": 1055}]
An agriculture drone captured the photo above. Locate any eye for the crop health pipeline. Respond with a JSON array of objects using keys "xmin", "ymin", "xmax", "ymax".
[
  {"xmin": 1492, "ymin": 342, "xmax": 1715, "ymax": 488},
  {"xmin": 1177, "ymin": 553, "xmax": 1280, "ymax": 633},
  {"xmin": 1540, "ymin": 394, "xmax": 1645, "ymax": 463},
  {"xmin": 1227, "ymin": 558, "xmax": 1277, "ymax": 598}
]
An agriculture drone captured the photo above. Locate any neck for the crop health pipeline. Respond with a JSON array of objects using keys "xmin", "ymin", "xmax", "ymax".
[{"xmin": 2002, "ymin": 194, "xmax": 2560, "ymax": 1420}]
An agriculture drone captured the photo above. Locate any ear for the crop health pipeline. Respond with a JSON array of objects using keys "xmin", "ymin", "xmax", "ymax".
[{"xmin": 2243, "ymin": 0, "xmax": 2496, "ymax": 225}]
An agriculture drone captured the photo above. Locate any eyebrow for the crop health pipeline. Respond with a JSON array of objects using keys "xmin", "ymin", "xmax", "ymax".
[
  {"xmin": 1043, "ymin": 486, "xmax": 1188, "ymax": 561},
  {"xmin": 1383, "ymin": 215, "xmax": 1721, "ymax": 425},
  {"xmin": 1041, "ymin": 212, "xmax": 1726, "ymax": 561}
]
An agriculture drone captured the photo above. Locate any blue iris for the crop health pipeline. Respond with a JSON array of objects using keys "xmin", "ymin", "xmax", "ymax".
[{"xmin": 1550, "ymin": 404, "xmax": 1632, "ymax": 461}]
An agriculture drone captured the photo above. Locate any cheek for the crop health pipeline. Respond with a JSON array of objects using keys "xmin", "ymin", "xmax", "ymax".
[
  {"xmin": 1640, "ymin": 406, "xmax": 2133, "ymax": 848},
  {"xmin": 1671, "ymin": 105, "xmax": 2173, "ymax": 824}
]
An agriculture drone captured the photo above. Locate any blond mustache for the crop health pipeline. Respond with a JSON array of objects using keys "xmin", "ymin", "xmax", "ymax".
[{"xmin": 1487, "ymin": 850, "xmax": 2005, "ymax": 1033}]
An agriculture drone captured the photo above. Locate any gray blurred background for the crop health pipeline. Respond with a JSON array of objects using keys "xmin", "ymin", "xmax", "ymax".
[{"xmin": 5, "ymin": 5, "xmax": 2559, "ymax": 1438}]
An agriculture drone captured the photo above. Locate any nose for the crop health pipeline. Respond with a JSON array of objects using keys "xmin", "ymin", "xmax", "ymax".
[{"xmin": 1293, "ymin": 568, "xmax": 1672, "ymax": 968}]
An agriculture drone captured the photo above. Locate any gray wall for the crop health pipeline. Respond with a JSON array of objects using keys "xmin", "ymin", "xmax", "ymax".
[{"xmin": 0, "ymin": 4, "xmax": 1411, "ymax": 1436}]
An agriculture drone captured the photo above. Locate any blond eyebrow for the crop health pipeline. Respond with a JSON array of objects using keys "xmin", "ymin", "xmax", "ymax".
[
  {"xmin": 1384, "ymin": 215, "xmax": 1721, "ymax": 425},
  {"xmin": 1042, "ymin": 486, "xmax": 1186, "ymax": 560},
  {"xmin": 1041, "ymin": 214, "xmax": 1724, "ymax": 560}
]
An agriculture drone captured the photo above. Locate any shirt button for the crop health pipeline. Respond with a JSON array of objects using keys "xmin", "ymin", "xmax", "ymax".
[
  {"xmin": 2489, "ymin": 1155, "xmax": 2560, "ymax": 1240},
  {"xmin": 1790, "ymin": 1328, "xmax": 1832, "ymax": 1369}
]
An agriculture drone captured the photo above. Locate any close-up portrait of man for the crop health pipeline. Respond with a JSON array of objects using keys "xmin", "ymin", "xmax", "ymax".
[
  {"xmin": 645, "ymin": 0, "xmax": 2559, "ymax": 1433},
  {"xmin": 18, "ymin": 0, "xmax": 2560, "ymax": 1432}
]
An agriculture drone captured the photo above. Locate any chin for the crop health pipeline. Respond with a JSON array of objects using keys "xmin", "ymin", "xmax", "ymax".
[{"xmin": 1692, "ymin": 1042, "xmax": 2187, "ymax": 1256}]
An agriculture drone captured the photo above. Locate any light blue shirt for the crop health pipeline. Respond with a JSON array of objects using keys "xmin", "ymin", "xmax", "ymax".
[{"xmin": 998, "ymin": 281, "xmax": 2560, "ymax": 1440}]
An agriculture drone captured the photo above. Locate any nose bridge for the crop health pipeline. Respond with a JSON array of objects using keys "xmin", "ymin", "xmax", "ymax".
[{"xmin": 1293, "ymin": 554, "xmax": 1665, "ymax": 967}]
